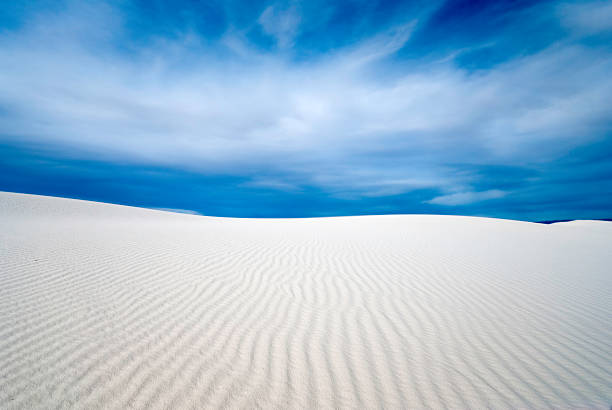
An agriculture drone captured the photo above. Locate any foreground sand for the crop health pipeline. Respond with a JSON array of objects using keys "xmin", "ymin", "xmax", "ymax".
[{"xmin": 0, "ymin": 191, "xmax": 610, "ymax": 409}]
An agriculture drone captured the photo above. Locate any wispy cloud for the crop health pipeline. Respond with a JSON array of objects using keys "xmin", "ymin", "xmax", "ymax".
[
  {"xmin": 258, "ymin": 3, "xmax": 301, "ymax": 49},
  {"xmin": 558, "ymin": 0, "xmax": 612, "ymax": 35},
  {"xmin": 427, "ymin": 189, "xmax": 507, "ymax": 206}
]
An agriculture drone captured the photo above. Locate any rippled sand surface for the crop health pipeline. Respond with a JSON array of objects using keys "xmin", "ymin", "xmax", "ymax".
[{"xmin": 1, "ymin": 191, "xmax": 610, "ymax": 409}]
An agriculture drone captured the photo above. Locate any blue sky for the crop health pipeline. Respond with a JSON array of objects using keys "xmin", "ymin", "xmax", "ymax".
[{"xmin": 1, "ymin": 0, "xmax": 611, "ymax": 219}]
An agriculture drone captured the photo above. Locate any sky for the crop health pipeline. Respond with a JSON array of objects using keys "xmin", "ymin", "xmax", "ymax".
[{"xmin": 1, "ymin": 0, "xmax": 611, "ymax": 220}]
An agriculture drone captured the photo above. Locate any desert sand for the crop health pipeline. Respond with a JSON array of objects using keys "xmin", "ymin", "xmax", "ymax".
[{"xmin": 0, "ymin": 191, "xmax": 610, "ymax": 409}]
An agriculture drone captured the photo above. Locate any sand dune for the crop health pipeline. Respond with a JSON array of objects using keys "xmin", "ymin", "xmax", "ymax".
[{"xmin": 0, "ymin": 191, "xmax": 610, "ymax": 409}]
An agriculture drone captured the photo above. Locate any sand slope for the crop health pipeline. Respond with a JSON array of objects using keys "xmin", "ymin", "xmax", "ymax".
[{"xmin": 0, "ymin": 191, "xmax": 610, "ymax": 409}]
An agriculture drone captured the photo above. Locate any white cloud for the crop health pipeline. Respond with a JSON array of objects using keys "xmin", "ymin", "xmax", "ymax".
[
  {"xmin": 258, "ymin": 4, "xmax": 301, "ymax": 49},
  {"xmin": 241, "ymin": 177, "xmax": 300, "ymax": 191},
  {"xmin": 559, "ymin": 1, "xmax": 612, "ymax": 35},
  {"xmin": 427, "ymin": 190, "xmax": 507, "ymax": 206}
]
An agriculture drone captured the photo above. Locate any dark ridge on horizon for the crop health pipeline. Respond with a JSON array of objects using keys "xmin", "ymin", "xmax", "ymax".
[{"xmin": 536, "ymin": 219, "xmax": 612, "ymax": 224}]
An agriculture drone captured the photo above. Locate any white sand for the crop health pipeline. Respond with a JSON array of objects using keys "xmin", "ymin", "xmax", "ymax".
[{"xmin": 0, "ymin": 191, "xmax": 610, "ymax": 409}]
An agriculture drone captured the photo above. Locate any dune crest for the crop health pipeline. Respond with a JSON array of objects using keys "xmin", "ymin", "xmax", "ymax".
[{"xmin": 0, "ymin": 192, "xmax": 610, "ymax": 409}]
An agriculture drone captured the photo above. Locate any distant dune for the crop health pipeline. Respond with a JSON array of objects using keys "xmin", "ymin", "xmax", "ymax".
[{"xmin": 0, "ymin": 191, "xmax": 610, "ymax": 409}]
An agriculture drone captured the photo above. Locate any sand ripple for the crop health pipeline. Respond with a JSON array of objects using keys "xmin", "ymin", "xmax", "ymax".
[{"xmin": 0, "ymin": 192, "xmax": 610, "ymax": 409}]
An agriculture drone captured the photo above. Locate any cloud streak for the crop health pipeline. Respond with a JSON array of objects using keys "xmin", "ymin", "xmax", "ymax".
[{"xmin": 427, "ymin": 189, "xmax": 507, "ymax": 206}]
